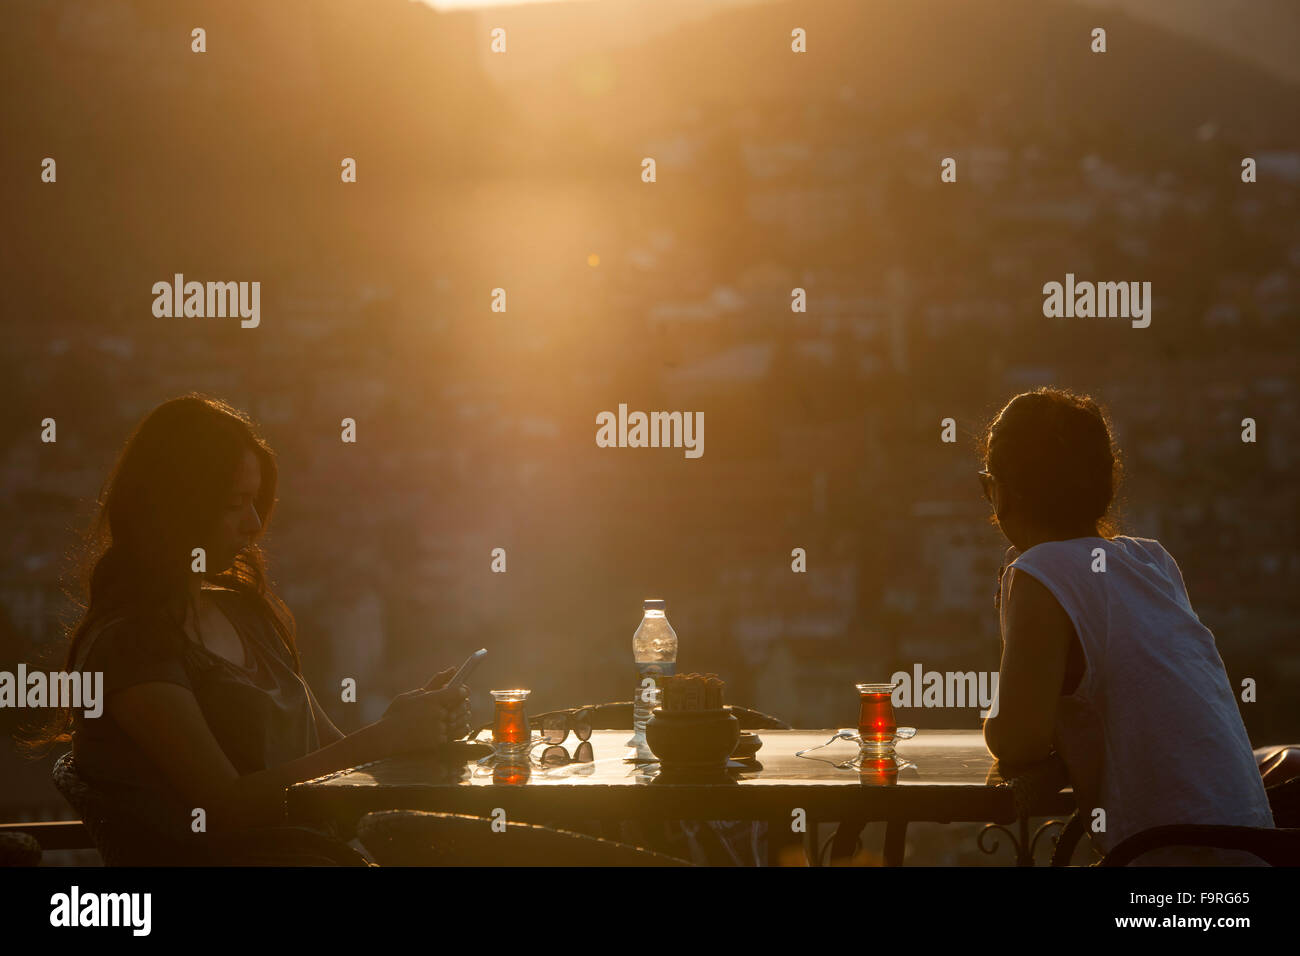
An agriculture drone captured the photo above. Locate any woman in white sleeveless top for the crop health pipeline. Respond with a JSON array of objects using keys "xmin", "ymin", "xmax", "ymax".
[{"xmin": 978, "ymin": 388, "xmax": 1274, "ymax": 865}]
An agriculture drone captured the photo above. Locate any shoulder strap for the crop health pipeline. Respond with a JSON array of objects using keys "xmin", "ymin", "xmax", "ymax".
[{"xmin": 73, "ymin": 611, "xmax": 134, "ymax": 671}]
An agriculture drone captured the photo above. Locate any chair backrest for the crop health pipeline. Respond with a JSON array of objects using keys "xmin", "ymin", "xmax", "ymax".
[
  {"xmin": 0, "ymin": 831, "xmax": 42, "ymax": 867},
  {"xmin": 52, "ymin": 751, "xmax": 151, "ymax": 865},
  {"xmin": 53, "ymin": 751, "xmax": 206, "ymax": 865},
  {"xmin": 356, "ymin": 809, "xmax": 693, "ymax": 866},
  {"xmin": 51, "ymin": 751, "xmax": 92, "ymax": 818},
  {"xmin": 1258, "ymin": 745, "xmax": 1300, "ymax": 787},
  {"xmin": 53, "ymin": 751, "xmax": 371, "ymax": 866},
  {"xmin": 1266, "ymin": 775, "xmax": 1300, "ymax": 829},
  {"xmin": 576, "ymin": 701, "xmax": 792, "ymax": 730},
  {"xmin": 200, "ymin": 826, "xmax": 373, "ymax": 866},
  {"xmin": 1101, "ymin": 824, "xmax": 1300, "ymax": 867},
  {"xmin": 1051, "ymin": 763, "xmax": 1300, "ymax": 866}
]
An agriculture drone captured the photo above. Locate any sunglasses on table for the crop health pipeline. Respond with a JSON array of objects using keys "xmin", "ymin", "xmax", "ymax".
[
  {"xmin": 530, "ymin": 708, "xmax": 596, "ymax": 767},
  {"xmin": 536, "ymin": 740, "xmax": 595, "ymax": 768},
  {"xmin": 533, "ymin": 709, "xmax": 595, "ymax": 747}
]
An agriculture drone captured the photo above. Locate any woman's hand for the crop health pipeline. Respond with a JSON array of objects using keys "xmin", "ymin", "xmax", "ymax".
[
  {"xmin": 383, "ymin": 668, "xmax": 470, "ymax": 722},
  {"xmin": 378, "ymin": 667, "xmax": 471, "ymax": 755},
  {"xmin": 419, "ymin": 666, "xmax": 472, "ymax": 734}
]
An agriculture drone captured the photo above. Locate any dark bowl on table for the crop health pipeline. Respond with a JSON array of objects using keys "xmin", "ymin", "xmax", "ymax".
[
  {"xmin": 732, "ymin": 732, "xmax": 762, "ymax": 761},
  {"xmin": 645, "ymin": 706, "xmax": 740, "ymax": 771}
]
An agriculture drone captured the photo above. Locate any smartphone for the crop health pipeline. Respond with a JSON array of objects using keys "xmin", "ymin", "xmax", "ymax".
[{"xmin": 444, "ymin": 648, "xmax": 487, "ymax": 689}]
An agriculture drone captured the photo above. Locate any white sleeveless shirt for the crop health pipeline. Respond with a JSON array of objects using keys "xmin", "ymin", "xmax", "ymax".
[{"xmin": 1006, "ymin": 536, "xmax": 1274, "ymax": 865}]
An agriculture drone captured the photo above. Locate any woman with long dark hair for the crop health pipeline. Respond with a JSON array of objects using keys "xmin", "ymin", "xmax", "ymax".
[
  {"xmin": 20, "ymin": 394, "xmax": 469, "ymax": 864},
  {"xmin": 978, "ymin": 387, "xmax": 1274, "ymax": 865}
]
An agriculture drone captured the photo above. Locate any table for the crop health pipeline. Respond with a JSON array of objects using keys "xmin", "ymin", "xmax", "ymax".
[{"xmin": 286, "ymin": 729, "xmax": 1075, "ymax": 865}]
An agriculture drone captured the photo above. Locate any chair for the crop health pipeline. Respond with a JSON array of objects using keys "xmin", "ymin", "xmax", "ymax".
[
  {"xmin": 199, "ymin": 825, "xmax": 374, "ymax": 866},
  {"xmin": 1050, "ymin": 770, "xmax": 1300, "ymax": 866},
  {"xmin": 1263, "ymin": 771, "xmax": 1300, "ymax": 828},
  {"xmin": 51, "ymin": 751, "xmax": 372, "ymax": 866},
  {"xmin": 0, "ymin": 831, "xmax": 42, "ymax": 867},
  {"xmin": 52, "ymin": 750, "xmax": 157, "ymax": 865},
  {"xmin": 1100, "ymin": 825, "xmax": 1300, "ymax": 866},
  {"xmin": 356, "ymin": 809, "xmax": 694, "ymax": 866},
  {"xmin": 1255, "ymin": 744, "xmax": 1300, "ymax": 787}
]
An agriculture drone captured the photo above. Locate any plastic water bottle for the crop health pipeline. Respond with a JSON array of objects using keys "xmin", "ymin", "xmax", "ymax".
[{"xmin": 627, "ymin": 599, "xmax": 678, "ymax": 753}]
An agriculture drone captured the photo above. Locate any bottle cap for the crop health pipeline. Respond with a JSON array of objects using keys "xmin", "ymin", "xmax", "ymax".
[{"xmin": 643, "ymin": 599, "xmax": 666, "ymax": 611}]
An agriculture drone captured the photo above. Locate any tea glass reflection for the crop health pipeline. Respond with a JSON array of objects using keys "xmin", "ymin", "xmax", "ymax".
[
  {"xmin": 492, "ymin": 758, "xmax": 531, "ymax": 786},
  {"xmin": 490, "ymin": 689, "xmax": 531, "ymax": 756},
  {"xmin": 859, "ymin": 754, "xmax": 901, "ymax": 786}
]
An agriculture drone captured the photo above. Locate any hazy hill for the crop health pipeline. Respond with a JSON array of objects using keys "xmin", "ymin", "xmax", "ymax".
[
  {"xmin": 2, "ymin": 0, "xmax": 1297, "ymax": 323},
  {"xmin": 1076, "ymin": 0, "xmax": 1300, "ymax": 85},
  {"xmin": 436, "ymin": 0, "xmax": 1300, "ymax": 89},
  {"xmin": 488, "ymin": 0, "xmax": 1300, "ymax": 149}
]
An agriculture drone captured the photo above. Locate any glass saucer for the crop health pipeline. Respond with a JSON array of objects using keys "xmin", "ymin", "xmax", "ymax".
[{"xmin": 795, "ymin": 727, "xmax": 917, "ymax": 768}]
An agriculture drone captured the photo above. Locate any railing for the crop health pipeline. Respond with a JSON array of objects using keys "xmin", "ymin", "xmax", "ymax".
[{"xmin": 0, "ymin": 818, "xmax": 92, "ymax": 850}]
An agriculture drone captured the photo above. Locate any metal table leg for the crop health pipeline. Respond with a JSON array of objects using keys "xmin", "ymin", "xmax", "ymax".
[
  {"xmin": 829, "ymin": 818, "xmax": 864, "ymax": 863},
  {"xmin": 883, "ymin": 820, "xmax": 907, "ymax": 866}
]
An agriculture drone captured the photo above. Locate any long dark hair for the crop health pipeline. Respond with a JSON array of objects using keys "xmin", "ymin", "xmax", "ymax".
[
  {"xmin": 17, "ymin": 393, "xmax": 301, "ymax": 757},
  {"xmin": 979, "ymin": 387, "xmax": 1124, "ymax": 539}
]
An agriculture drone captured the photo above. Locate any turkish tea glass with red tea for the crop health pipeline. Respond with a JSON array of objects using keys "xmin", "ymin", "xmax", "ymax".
[
  {"xmin": 490, "ymin": 689, "xmax": 531, "ymax": 756},
  {"xmin": 855, "ymin": 682, "xmax": 900, "ymax": 756}
]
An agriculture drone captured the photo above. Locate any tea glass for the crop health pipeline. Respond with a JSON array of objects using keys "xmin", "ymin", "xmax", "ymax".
[{"xmin": 490, "ymin": 689, "xmax": 531, "ymax": 756}]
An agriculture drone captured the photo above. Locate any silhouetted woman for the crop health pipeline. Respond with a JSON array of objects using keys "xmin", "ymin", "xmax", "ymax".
[
  {"xmin": 978, "ymin": 388, "xmax": 1273, "ymax": 865},
  {"xmin": 22, "ymin": 394, "xmax": 470, "ymax": 864}
]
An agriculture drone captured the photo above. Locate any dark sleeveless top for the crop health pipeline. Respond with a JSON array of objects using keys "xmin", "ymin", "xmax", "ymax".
[{"xmin": 70, "ymin": 587, "xmax": 319, "ymax": 856}]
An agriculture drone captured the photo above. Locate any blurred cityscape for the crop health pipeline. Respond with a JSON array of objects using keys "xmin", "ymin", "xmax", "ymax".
[{"xmin": 1, "ymin": 0, "xmax": 1297, "ymax": 862}]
